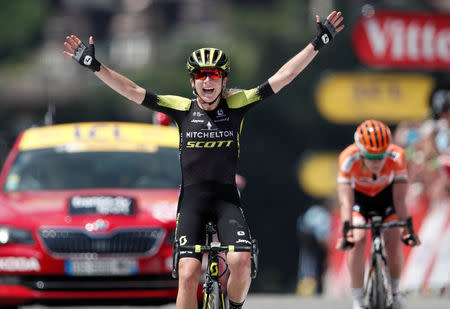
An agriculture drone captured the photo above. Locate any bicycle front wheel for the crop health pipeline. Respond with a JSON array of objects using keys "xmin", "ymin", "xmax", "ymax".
[
  {"xmin": 365, "ymin": 254, "xmax": 387, "ymax": 309},
  {"xmin": 373, "ymin": 254, "xmax": 387, "ymax": 309},
  {"xmin": 203, "ymin": 282, "xmax": 224, "ymax": 309}
]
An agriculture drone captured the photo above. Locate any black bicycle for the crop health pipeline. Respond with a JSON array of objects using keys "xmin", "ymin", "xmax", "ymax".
[
  {"xmin": 172, "ymin": 222, "xmax": 258, "ymax": 309},
  {"xmin": 342, "ymin": 215, "xmax": 418, "ymax": 309}
]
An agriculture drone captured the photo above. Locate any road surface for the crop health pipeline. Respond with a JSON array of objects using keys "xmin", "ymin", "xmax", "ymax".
[{"xmin": 23, "ymin": 294, "xmax": 449, "ymax": 309}]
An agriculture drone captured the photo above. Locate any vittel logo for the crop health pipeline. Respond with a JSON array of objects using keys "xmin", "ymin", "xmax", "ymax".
[
  {"xmin": 353, "ymin": 12, "xmax": 450, "ymax": 70},
  {"xmin": 363, "ymin": 19, "xmax": 449, "ymax": 61}
]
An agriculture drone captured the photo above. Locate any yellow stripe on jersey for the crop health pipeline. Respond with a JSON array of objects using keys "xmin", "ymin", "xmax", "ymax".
[
  {"xmin": 226, "ymin": 88, "xmax": 261, "ymax": 109},
  {"xmin": 158, "ymin": 95, "xmax": 192, "ymax": 111}
]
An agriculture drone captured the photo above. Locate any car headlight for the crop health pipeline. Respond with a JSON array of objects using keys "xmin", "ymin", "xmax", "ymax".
[{"xmin": 0, "ymin": 226, "xmax": 34, "ymax": 245}]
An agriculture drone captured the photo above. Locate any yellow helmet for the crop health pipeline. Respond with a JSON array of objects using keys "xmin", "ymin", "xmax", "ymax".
[{"xmin": 186, "ymin": 48, "xmax": 230, "ymax": 74}]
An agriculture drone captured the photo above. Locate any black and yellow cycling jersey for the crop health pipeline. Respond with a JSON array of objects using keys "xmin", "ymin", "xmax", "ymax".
[{"xmin": 142, "ymin": 81, "xmax": 274, "ymax": 187}]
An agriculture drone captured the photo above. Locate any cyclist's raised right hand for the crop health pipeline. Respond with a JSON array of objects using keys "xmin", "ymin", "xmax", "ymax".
[
  {"xmin": 63, "ymin": 35, "xmax": 101, "ymax": 72},
  {"xmin": 311, "ymin": 11, "xmax": 345, "ymax": 50}
]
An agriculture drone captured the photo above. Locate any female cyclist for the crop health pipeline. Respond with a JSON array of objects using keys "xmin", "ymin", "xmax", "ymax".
[
  {"xmin": 336, "ymin": 120, "xmax": 421, "ymax": 309},
  {"xmin": 63, "ymin": 11, "xmax": 344, "ymax": 309}
]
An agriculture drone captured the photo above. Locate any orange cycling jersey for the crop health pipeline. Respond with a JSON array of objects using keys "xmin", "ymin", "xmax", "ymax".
[{"xmin": 337, "ymin": 144, "xmax": 408, "ymax": 197}]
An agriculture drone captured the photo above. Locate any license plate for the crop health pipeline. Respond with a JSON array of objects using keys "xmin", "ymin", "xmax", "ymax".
[
  {"xmin": 65, "ymin": 258, "xmax": 138, "ymax": 276},
  {"xmin": 69, "ymin": 196, "xmax": 135, "ymax": 215}
]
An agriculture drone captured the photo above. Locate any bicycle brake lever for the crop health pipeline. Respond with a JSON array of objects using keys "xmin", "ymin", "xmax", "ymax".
[
  {"xmin": 402, "ymin": 217, "xmax": 418, "ymax": 246},
  {"xmin": 171, "ymin": 241, "xmax": 180, "ymax": 279},
  {"xmin": 401, "ymin": 234, "xmax": 417, "ymax": 246},
  {"xmin": 340, "ymin": 221, "xmax": 354, "ymax": 251},
  {"xmin": 341, "ymin": 239, "xmax": 354, "ymax": 251}
]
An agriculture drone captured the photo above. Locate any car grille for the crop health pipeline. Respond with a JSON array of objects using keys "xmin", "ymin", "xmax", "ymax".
[
  {"xmin": 39, "ymin": 229, "xmax": 165, "ymax": 255},
  {"xmin": 15, "ymin": 274, "xmax": 178, "ymax": 291}
]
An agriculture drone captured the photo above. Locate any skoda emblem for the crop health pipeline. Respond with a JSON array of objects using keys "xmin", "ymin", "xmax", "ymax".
[{"xmin": 85, "ymin": 219, "xmax": 109, "ymax": 232}]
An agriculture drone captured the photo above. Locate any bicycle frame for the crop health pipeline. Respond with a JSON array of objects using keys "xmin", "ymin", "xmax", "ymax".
[
  {"xmin": 172, "ymin": 222, "xmax": 258, "ymax": 309},
  {"xmin": 203, "ymin": 224, "xmax": 226, "ymax": 309},
  {"xmin": 365, "ymin": 216, "xmax": 394, "ymax": 309}
]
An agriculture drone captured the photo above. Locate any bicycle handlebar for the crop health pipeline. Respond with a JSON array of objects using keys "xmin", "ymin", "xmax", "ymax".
[
  {"xmin": 179, "ymin": 244, "xmax": 253, "ymax": 253},
  {"xmin": 172, "ymin": 221, "xmax": 259, "ymax": 279},
  {"xmin": 172, "ymin": 241, "xmax": 258, "ymax": 279},
  {"xmin": 344, "ymin": 217, "xmax": 412, "ymax": 231},
  {"xmin": 341, "ymin": 216, "xmax": 418, "ymax": 250}
]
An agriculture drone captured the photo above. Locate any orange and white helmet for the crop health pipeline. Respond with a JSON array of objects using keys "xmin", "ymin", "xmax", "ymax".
[{"xmin": 354, "ymin": 120, "xmax": 391, "ymax": 155}]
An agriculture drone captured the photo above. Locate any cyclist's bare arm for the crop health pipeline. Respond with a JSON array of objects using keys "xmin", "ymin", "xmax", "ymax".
[
  {"xmin": 393, "ymin": 181, "xmax": 421, "ymax": 244},
  {"xmin": 268, "ymin": 11, "xmax": 344, "ymax": 93},
  {"xmin": 94, "ymin": 64, "xmax": 146, "ymax": 104},
  {"xmin": 63, "ymin": 35, "xmax": 146, "ymax": 104},
  {"xmin": 392, "ymin": 182, "xmax": 408, "ymax": 221},
  {"xmin": 338, "ymin": 183, "xmax": 354, "ymax": 223},
  {"xmin": 267, "ymin": 44, "xmax": 318, "ymax": 94},
  {"xmin": 336, "ymin": 183, "xmax": 354, "ymax": 249}
]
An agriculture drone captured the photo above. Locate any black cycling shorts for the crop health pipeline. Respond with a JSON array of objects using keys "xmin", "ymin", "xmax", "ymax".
[
  {"xmin": 175, "ymin": 182, "xmax": 252, "ymax": 260},
  {"xmin": 353, "ymin": 183, "xmax": 396, "ymax": 221}
]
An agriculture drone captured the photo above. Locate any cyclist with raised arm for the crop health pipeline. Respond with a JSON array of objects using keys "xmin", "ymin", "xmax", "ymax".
[
  {"xmin": 336, "ymin": 120, "xmax": 421, "ymax": 309},
  {"xmin": 63, "ymin": 11, "xmax": 344, "ymax": 309}
]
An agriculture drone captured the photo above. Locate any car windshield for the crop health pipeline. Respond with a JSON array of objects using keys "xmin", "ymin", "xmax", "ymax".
[{"xmin": 3, "ymin": 147, "xmax": 181, "ymax": 191}]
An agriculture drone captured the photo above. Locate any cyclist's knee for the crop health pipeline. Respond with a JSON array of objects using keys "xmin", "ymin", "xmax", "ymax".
[
  {"xmin": 178, "ymin": 258, "xmax": 201, "ymax": 289},
  {"xmin": 384, "ymin": 228, "xmax": 402, "ymax": 248},
  {"xmin": 384, "ymin": 226, "xmax": 400, "ymax": 242},
  {"xmin": 227, "ymin": 252, "xmax": 251, "ymax": 276},
  {"xmin": 385, "ymin": 238, "xmax": 403, "ymax": 259}
]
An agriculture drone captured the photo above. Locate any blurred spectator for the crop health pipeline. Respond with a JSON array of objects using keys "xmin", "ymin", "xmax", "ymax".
[
  {"xmin": 417, "ymin": 85, "xmax": 449, "ymax": 157},
  {"xmin": 296, "ymin": 203, "xmax": 331, "ymax": 296},
  {"xmin": 430, "ymin": 85, "xmax": 450, "ymax": 122},
  {"xmin": 394, "ymin": 84, "xmax": 449, "ymax": 214},
  {"xmin": 428, "ymin": 85, "xmax": 449, "ymax": 155},
  {"xmin": 392, "ymin": 121, "xmax": 422, "ymax": 149}
]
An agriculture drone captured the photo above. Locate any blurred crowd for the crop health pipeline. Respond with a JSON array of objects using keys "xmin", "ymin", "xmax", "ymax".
[{"xmin": 394, "ymin": 85, "xmax": 450, "ymax": 210}]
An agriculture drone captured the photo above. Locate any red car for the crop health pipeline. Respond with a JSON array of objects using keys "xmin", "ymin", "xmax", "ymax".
[{"xmin": 0, "ymin": 122, "xmax": 186, "ymax": 307}]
